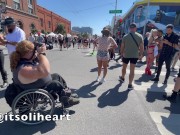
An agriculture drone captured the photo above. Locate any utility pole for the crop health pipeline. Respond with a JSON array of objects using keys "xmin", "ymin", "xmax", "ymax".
[
  {"xmin": 143, "ymin": 0, "xmax": 150, "ymax": 37},
  {"xmin": 113, "ymin": 0, "xmax": 117, "ymax": 35}
]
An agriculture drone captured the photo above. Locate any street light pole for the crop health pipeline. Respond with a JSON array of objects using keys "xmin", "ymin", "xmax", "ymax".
[
  {"xmin": 113, "ymin": 0, "xmax": 118, "ymax": 35},
  {"xmin": 143, "ymin": 0, "xmax": 150, "ymax": 37}
]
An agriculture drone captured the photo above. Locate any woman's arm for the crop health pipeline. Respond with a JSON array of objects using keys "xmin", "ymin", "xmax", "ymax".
[{"xmin": 110, "ymin": 37, "xmax": 118, "ymax": 49}]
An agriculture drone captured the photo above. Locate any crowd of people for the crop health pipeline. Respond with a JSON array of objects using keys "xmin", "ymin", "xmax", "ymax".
[
  {"xmin": 0, "ymin": 17, "xmax": 80, "ymax": 107},
  {"xmin": 94, "ymin": 23, "xmax": 180, "ymax": 103},
  {"xmin": 0, "ymin": 16, "xmax": 179, "ymax": 111}
]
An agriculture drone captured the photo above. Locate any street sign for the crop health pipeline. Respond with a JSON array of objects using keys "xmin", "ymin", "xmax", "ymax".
[{"xmin": 109, "ymin": 10, "xmax": 122, "ymax": 14}]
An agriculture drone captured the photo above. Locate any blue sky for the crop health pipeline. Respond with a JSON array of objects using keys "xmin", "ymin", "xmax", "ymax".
[{"xmin": 37, "ymin": 0, "xmax": 135, "ymax": 35}]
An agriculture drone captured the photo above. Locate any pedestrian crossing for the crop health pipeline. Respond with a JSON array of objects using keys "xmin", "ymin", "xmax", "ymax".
[{"xmin": 132, "ymin": 61, "xmax": 180, "ymax": 135}]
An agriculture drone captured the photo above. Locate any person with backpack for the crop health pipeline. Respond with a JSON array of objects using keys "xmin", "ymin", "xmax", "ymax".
[{"xmin": 119, "ymin": 23, "xmax": 144, "ymax": 90}]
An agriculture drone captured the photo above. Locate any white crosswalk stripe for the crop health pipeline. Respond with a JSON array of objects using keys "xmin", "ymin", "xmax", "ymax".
[
  {"xmin": 133, "ymin": 82, "xmax": 174, "ymax": 93},
  {"xmin": 149, "ymin": 112, "xmax": 180, "ymax": 135},
  {"xmin": 132, "ymin": 62, "xmax": 179, "ymax": 135}
]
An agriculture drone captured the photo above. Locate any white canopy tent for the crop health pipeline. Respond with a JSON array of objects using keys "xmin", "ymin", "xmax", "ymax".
[{"xmin": 48, "ymin": 32, "xmax": 56, "ymax": 37}]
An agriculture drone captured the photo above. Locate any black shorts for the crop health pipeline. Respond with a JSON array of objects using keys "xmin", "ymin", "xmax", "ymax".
[
  {"xmin": 122, "ymin": 58, "xmax": 138, "ymax": 64},
  {"xmin": 178, "ymin": 69, "xmax": 180, "ymax": 78}
]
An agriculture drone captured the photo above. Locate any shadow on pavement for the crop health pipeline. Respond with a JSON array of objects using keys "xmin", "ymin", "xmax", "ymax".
[
  {"xmin": 90, "ymin": 67, "xmax": 98, "ymax": 72},
  {"xmin": 136, "ymin": 61, "xmax": 146, "ymax": 68},
  {"xmin": 75, "ymin": 81, "xmax": 101, "ymax": 98},
  {"xmin": 108, "ymin": 64, "xmax": 122, "ymax": 70},
  {"xmin": 0, "ymin": 119, "xmax": 56, "ymax": 135},
  {"xmin": 135, "ymin": 74, "xmax": 155, "ymax": 84},
  {"xmin": 161, "ymin": 98, "xmax": 180, "ymax": 135},
  {"xmin": 97, "ymin": 83, "xmax": 131, "ymax": 108},
  {"xmin": 0, "ymin": 107, "xmax": 76, "ymax": 135},
  {"xmin": 146, "ymin": 82, "xmax": 167, "ymax": 103}
]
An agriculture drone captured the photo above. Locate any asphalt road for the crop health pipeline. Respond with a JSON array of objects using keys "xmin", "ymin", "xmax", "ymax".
[{"xmin": 0, "ymin": 45, "xmax": 179, "ymax": 135}]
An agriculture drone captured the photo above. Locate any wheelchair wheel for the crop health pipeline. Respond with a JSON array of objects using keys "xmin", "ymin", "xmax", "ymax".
[{"xmin": 12, "ymin": 89, "xmax": 55, "ymax": 125}]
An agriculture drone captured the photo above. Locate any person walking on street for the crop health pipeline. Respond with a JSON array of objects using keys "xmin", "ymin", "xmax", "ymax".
[
  {"xmin": 58, "ymin": 35, "xmax": 64, "ymax": 51},
  {"xmin": 145, "ymin": 29, "xmax": 158, "ymax": 75},
  {"xmin": 119, "ymin": 23, "xmax": 144, "ymax": 90},
  {"xmin": 143, "ymin": 32, "xmax": 149, "ymax": 61},
  {"xmin": 151, "ymin": 24, "xmax": 179, "ymax": 84},
  {"xmin": 28, "ymin": 33, "xmax": 35, "ymax": 43},
  {"xmin": 37, "ymin": 32, "xmax": 44, "ymax": 44},
  {"xmin": 94, "ymin": 27, "xmax": 117, "ymax": 83},
  {"xmin": 78, "ymin": 38, "xmax": 82, "ymax": 49},
  {"xmin": 0, "ymin": 17, "xmax": 26, "ymax": 56},
  {"xmin": 0, "ymin": 17, "xmax": 25, "ymax": 87},
  {"xmin": 155, "ymin": 29, "xmax": 163, "ymax": 73},
  {"xmin": 72, "ymin": 38, "xmax": 75, "ymax": 48}
]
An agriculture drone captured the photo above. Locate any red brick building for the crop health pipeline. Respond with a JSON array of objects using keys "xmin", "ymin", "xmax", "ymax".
[{"xmin": 2, "ymin": 0, "xmax": 71, "ymax": 36}]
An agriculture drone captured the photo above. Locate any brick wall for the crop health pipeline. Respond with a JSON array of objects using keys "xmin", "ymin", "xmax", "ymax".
[
  {"xmin": 2, "ymin": 0, "xmax": 71, "ymax": 37},
  {"xmin": 37, "ymin": 5, "xmax": 71, "ymax": 33}
]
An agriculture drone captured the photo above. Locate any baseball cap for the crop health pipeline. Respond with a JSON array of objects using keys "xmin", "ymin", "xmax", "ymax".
[
  {"xmin": 130, "ymin": 23, "xmax": 137, "ymax": 28},
  {"xmin": 1, "ymin": 17, "xmax": 16, "ymax": 26}
]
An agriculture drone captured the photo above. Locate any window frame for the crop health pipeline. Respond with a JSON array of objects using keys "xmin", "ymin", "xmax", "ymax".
[{"xmin": 13, "ymin": 0, "xmax": 21, "ymax": 10}]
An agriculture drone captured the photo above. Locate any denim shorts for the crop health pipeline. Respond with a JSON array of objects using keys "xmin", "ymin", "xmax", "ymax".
[{"xmin": 97, "ymin": 50, "xmax": 109, "ymax": 61}]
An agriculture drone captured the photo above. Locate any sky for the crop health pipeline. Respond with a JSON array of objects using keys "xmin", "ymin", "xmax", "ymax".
[{"xmin": 37, "ymin": 0, "xmax": 135, "ymax": 35}]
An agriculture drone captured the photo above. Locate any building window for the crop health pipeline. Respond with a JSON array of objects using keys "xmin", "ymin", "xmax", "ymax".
[
  {"xmin": 13, "ymin": 0, "xmax": 20, "ymax": 10},
  {"xmin": 30, "ymin": 23, "xmax": 36, "ymax": 30},
  {"xmin": 28, "ymin": 8, "xmax": 33, "ymax": 14},
  {"xmin": 28, "ymin": 0, "xmax": 33, "ymax": 14},
  {"xmin": 48, "ymin": 21, "xmax": 51, "ymax": 28},
  {"xmin": 28, "ymin": 0, "xmax": 33, "ymax": 5},
  {"xmin": 40, "ymin": 18, "xmax": 43, "ymax": 27}
]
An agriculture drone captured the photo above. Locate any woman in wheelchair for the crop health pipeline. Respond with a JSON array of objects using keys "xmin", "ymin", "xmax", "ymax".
[{"xmin": 6, "ymin": 40, "xmax": 79, "ymax": 108}]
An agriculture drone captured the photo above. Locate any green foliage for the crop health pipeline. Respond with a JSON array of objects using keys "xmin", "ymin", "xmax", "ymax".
[
  {"xmin": 81, "ymin": 33, "xmax": 88, "ymax": 38},
  {"xmin": 41, "ymin": 29, "xmax": 45, "ymax": 34},
  {"xmin": 31, "ymin": 29, "xmax": 38, "ymax": 34},
  {"xmin": 54, "ymin": 23, "xmax": 66, "ymax": 34}
]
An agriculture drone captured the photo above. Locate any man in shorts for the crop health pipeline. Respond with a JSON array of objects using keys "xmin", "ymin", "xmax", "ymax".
[{"xmin": 119, "ymin": 23, "xmax": 144, "ymax": 90}]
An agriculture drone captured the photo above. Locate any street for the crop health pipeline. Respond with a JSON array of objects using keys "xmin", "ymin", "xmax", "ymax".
[{"xmin": 0, "ymin": 46, "xmax": 180, "ymax": 135}]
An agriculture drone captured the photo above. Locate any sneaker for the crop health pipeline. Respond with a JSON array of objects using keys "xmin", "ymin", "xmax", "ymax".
[
  {"xmin": 68, "ymin": 97, "xmax": 80, "ymax": 106},
  {"xmin": 128, "ymin": 84, "xmax": 134, "ymax": 90},
  {"xmin": 163, "ymin": 92, "xmax": 177, "ymax": 103},
  {"xmin": 100, "ymin": 78, "xmax": 106, "ymax": 83},
  {"xmin": 151, "ymin": 77, "xmax": 159, "ymax": 82},
  {"xmin": 1, "ymin": 82, "xmax": 8, "ymax": 88},
  {"xmin": 60, "ymin": 96, "xmax": 80, "ymax": 107},
  {"xmin": 171, "ymin": 67, "xmax": 176, "ymax": 71},
  {"xmin": 71, "ymin": 93, "xmax": 79, "ymax": 98},
  {"xmin": 119, "ymin": 76, "xmax": 125, "ymax": 83},
  {"xmin": 96, "ymin": 77, "xmax": 101, "ymax": 82}
]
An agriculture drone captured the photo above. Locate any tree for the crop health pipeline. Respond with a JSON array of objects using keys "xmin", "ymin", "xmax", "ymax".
[
  {"xmin": 31, "ymin": 29, "xmax": 38, "ymax": 34},
  {"xmin": 41, "ymin": 29, "xmax": 45, "ymax": 34},
  {"xmin": 54, "ymin": 23, "xmax": 66, "ymax": 34},
  {"xmin": 81, "ymin": 33, "xmax": 89, "ymax": 38}
]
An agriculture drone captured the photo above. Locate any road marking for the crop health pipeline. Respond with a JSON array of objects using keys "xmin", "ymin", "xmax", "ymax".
[
  {"xmin": 133, "ymin": 82, "xmax": 174, "ymax": 93},
  {"xmin": 126, "ymin": 69, "xmax": 169, "ymax": 76},
  {"xmin": 149, "ymin": 112, "xmax": 180, "ymax": 135}
]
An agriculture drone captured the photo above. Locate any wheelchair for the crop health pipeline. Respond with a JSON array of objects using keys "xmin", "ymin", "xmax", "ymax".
[{"xmin": 11, "ymin": 87, "xmax": 68, "ymax": 125}]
